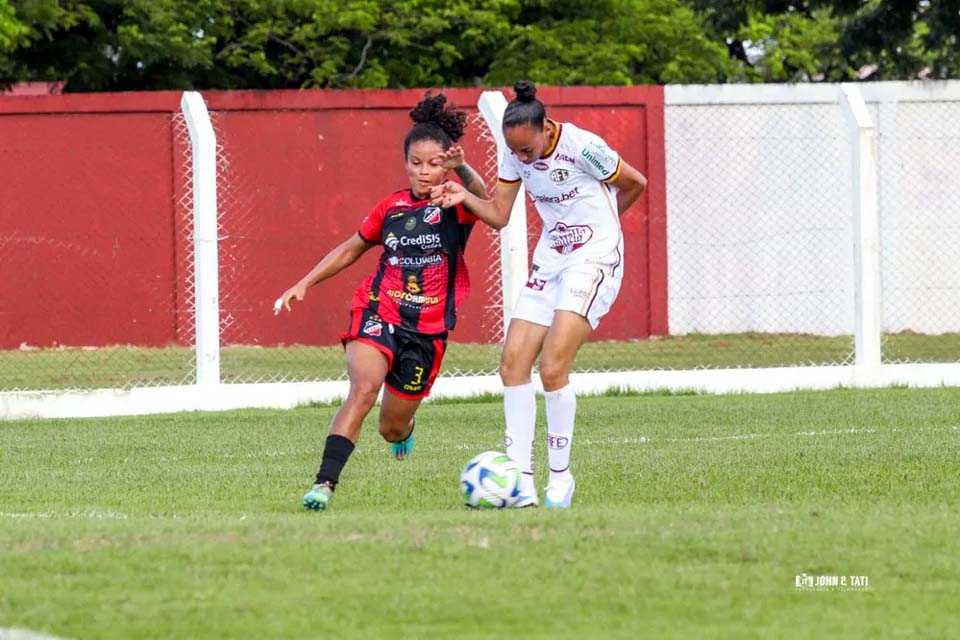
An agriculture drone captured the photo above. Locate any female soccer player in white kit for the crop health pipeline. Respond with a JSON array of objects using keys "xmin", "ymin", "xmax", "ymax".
[{"xmin": 431, "ymin": 80, "xmax": 647, "ymax": 508}]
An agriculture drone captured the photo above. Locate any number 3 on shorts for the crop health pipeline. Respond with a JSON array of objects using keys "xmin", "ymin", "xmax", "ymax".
[{"xmin": 411, "ymin": 366, "xmax": 424, "ymax": 386}]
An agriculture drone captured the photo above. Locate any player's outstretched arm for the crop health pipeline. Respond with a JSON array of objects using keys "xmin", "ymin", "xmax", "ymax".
[
  {"xmin": 274, "ymin": 233, "xmax": 375, "ymax": 314},
  {"xmin": 430, "ymin": 180, "xmax": 519, "ymax": 231},
  {"xmin": 439, "ymin": 145, "xmax": 488, "ymax": 200},
  {"xmin": 611, "ymin": 160, "xmax": 648, "ymax": 216}
]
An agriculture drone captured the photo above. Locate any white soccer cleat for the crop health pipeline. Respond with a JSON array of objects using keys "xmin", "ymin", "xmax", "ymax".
[
  {"xmin": 544, "ymin": 476, "xmax": 575, "ymax": 509},
  {"xmin": 509, "ymin": 473, "xmax": 539, "ymax": 508},
  {"xmin": 512, "ymin": 493, "xmax": 539, "ymax": 508}
]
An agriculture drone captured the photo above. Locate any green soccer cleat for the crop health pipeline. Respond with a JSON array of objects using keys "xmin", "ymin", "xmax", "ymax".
[
  {"xmin": 302, "ymin": 482, "xmax": 334, "ymax": 511},
  {"xmin": 391, "ymin": 431, "xmax": 415, "ymax": 460}
]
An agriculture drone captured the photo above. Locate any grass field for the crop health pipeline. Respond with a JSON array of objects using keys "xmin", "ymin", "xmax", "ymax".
[
  {"xmin": 1, "ymin": 387, "xmax": 958, "ymax": 639},
  {"xmin": 2, "ymin": 332, "xmax": 958, "ymax": 390}
]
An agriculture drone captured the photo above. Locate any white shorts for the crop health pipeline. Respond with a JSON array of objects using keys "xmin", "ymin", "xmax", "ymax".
[{"xmin": 512, "ymin": 267, "xmax": 622, "ymax": 330}]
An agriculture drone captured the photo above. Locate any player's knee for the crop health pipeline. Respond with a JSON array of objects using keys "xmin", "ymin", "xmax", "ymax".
[
  {"xmin": 378, "ymin": 421, "xmax": 406, "ymax": 442},
  {"xmin": 499, "ymin": 352, "xmax": 529, "ymax": 385},
  {"xmin": 346, "ymin": 383, "xmax": 380, "ymax": 411},
  {"xmin": 538, "ymin": 358, "xmax": 570, "ymax": 391}
]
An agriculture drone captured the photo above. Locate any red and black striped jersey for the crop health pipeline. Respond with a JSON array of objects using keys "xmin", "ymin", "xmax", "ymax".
[{"xmin": 352, "ymin": 189, "xmax": 478, "ymax": 334}]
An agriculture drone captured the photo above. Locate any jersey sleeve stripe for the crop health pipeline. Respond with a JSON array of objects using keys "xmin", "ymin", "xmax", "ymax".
[
  {"xmin": 497, "ymin": 176, "xmax": 522, "ymax": 186},
  {"xmin": 357, "ymin": 230, "xmax": 379, "ymax": 244},
  {"xmin": 601, "ymin": 157, "xmax": 623, "ymax": 183}
]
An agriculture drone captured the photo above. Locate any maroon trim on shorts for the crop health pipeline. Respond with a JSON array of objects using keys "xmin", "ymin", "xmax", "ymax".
[
  {"xmin": 384, "ymin": 383, "xmax": 428, "ymax": 401},
  {"xmin": 583, "ymin": 270, "xmax": 605, "ymax": 319},
  {"xmin": 345, "ymin": 337, "xmax": 395, "ymax": 369},
  {"xmin": 426, "ymin": 338, "xmax": 446, "ymax": 389}
]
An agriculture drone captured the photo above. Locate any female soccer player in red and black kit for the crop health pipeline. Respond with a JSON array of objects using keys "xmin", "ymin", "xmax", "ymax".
[{"xmin": 275, "ymin": 93, "xmax": 503, "ymax": 511}]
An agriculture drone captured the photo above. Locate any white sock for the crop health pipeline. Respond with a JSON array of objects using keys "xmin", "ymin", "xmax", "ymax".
[
  {"xmin": 544, "ymin": 384, "xmax": 576, "ymax": 484},
  {"xmin": 504, "ymin": 382, "xmax": 536, "ymax": 491}
]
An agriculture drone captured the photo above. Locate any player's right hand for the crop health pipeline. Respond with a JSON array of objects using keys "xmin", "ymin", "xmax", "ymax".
[{"xmin": 274, "ymin": 283, "xmax": 307, "ymax": 315}]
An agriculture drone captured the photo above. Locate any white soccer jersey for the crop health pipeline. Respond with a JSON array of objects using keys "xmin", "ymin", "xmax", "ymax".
[{"xmin": 498, "ymin": 120, "xmax": 624, "ymax": 280}]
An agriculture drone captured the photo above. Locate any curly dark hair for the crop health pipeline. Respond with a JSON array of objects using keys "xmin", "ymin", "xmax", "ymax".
[
  {"xmin": 404, "ymin": 91, "xmax": 467, "ymax": 156},
  {"xmin": 503, "ymin": 80, "xmax": 546, "ymax": 131}
]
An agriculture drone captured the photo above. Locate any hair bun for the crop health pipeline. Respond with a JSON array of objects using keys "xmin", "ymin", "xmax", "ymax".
[
  {"xmin": 513, "ymin": 80, "xmax": 537, "ymax": 102},
  {"xmin": 408, "ymin": 91, "xmax": 466, "ymax": 144}
]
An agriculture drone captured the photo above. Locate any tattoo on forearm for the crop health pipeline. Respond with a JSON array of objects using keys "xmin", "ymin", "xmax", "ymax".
[{"xmin": 454, "ymin": 165, "xmax": 474, "ymax": 188}]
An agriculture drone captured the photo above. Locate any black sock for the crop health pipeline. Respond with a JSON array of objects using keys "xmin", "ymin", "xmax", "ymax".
[{"xmin": 315, "ymin": 435, "xmax": 355, "ymax": 489}]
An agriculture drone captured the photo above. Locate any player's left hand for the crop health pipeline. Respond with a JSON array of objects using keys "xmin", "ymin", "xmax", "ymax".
[
  {"xmin": 437, "ymin": 146, "xmax": 465, "ymax": 170},
  {"xmin": 430, "ymin": 181, "xmax": 467, "ymax": 207}
]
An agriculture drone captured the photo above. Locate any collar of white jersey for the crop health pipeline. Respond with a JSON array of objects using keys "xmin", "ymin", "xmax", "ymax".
[{"xmin": 540, "ymin": 119, "xmax": 562, "ymax": 159}]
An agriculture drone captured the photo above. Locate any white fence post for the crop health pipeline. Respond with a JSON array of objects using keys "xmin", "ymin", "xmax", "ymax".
[
  {"xmin": 840, "ymin": 84, "xmax": 882, "ymax": 372},
  {"xmin": 477, "ymin": 91, "xmax": 528, "ymax": 338},
  {"xmin": 180, "ymin": 91, "xmax": 221, "ymax": 387}
]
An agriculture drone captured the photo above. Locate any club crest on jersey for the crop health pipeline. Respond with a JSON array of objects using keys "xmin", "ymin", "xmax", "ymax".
[
  {"xmin": 548, "ymin": 222, "xmax": 594, "ymax": 255},
  {"xmin": 550, "ymin": 168, "xmax": 569, "ymax": 183},
  {"xmin": 404, "ymin": 217, "xmax": 417, "ymax": 231},
  {"xmin": 533, "ymin": 161, "xmax": 549, "ymax": 171},
  {"xmin": 422, "ymin": 206, "xmax": 442, "ymax": 225},
  {"xmin": 384, "ymin": 232, "xmax": 399, "ymax": 251},
  {"xmin": 362, "ymin": 320, "xmax": 383, "ymax": 336}
]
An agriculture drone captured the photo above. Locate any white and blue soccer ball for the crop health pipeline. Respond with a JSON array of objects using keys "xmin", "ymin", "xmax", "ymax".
[{"xmin": 460, "ymin": 451, "xmax": 522, "ymax": 509}]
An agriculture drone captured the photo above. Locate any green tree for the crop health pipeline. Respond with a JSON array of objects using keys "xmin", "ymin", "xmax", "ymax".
[
  {"xmin": 0, "ymin": 0, "xmax": 28, "ymax": 80},
  {"xmin": 3, "ymin": 0, "xmax": 956, "ymax": 91},
  {"xmin": 841, "ymin": 0, "xmax": 960, "ymax": 79},
  {"xmin": 693, "ymin": 0, "xmax": 960, "ymax": 82},
  {"xmin": 0, "ymin": 0, "xmax": 27, "ymax": 50},
  {"xmin": 2, "ymin": 0, "xmax": 225, "ymax": 90},
  {"xmin": 733, "ymin": 7, "xmax": 852, "ymax": 82},
  {"xmin": 1, "ymin": 0, "xmax": 727, "ymax": 91},
  {"xmin": 485, "ymin": 0, "xmax": 729, "ymax": 85},
  {"xmin": 210, "ymin": 0, "xmax": 521, "ymax": 89}
]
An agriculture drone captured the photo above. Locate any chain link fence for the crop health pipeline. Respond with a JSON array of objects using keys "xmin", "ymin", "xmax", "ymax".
[
  {"xmin": 439, "ymin": 111, "xmax": 507, "ymax": 376},
  {"xmin": 203, "ymin": 106, "xmax": 509, "ymax": 384},
  {"xmin": 1, "ymin": 109, "xmax": 196, "ymax": 391},
  {"xmin": 664, "ymin": 87, "xmax": 960, "ymax": 368},
  {"xmin": 665, "ymin": 100, "xmax": 857, "ymax": 368},
  {"xmin": 874, "ymin": 98, "xmax": 960, "ymax": 363},
  {"xmin": 3, "ymin": 86, "xmax": 957, "ymax": 396}
]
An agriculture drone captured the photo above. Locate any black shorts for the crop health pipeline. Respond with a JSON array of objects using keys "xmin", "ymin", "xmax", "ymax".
[{"xmin": 341, "ymin": 308, "xmax": 448, "ymax": 400}]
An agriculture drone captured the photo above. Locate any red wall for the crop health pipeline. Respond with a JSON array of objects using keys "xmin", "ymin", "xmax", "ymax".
[{"xmin": 0, "ymin": 87, "xmax": 666, "ymax": 349}]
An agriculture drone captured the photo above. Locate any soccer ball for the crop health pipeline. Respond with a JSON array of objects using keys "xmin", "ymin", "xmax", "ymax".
[{"xmin": 459, "ymin": 451, "xmax": 522, "ymax": 509}]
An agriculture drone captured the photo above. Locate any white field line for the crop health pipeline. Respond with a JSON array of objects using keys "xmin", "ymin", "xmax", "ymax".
[
  {"xmin": 78, "ymin": 424, "xmax": 960, "ymax": 463},
  {"xmin": 220, "ymin": 451, "xmax": 292, "ymax": 459},
  {"xmin": 486, "ymin": 425, "xmax": 957, "ymax": 449},
  {"xmin": 0, "ymin": 629, "xmax": 75, "ymax": 640},
  {"xmin": 0, "ymin": 510, "xmax": 127, "ymax": 520}
]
